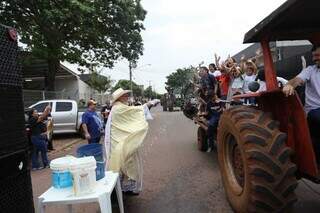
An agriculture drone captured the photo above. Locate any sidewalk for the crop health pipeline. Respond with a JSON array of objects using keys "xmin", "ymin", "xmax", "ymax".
[
  {"xmin": 31, "ymin": 136, "xmax": 89, "ymax": 212},
  {"xmin": 48, "ymin": 134, "xmax": 84, "ymax": 156}
]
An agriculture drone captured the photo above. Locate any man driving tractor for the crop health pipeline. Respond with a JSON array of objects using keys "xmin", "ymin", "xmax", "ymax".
[{"xmin": 283, "ymin": 44, "xmax": 320, "ymax": 163}]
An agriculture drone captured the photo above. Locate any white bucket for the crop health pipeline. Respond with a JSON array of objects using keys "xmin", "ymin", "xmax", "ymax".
[
  {"xmin": 69, "ymin": 156, "xmax": 97, "ymax": 196},
  {"xmin": 50, "ymin": 156, "xmax": 76, "ymax": 188}
]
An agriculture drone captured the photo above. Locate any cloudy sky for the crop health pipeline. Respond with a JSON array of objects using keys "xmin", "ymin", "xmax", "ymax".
[{"xmin": 100, "ymin": 0, "xmax": 287, "ymax": 93}]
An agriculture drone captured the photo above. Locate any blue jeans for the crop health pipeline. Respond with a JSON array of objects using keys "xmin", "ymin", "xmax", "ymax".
[
  {"xmin": 31, "ymin": 135, "xmax": 49, "ymax": 169},
  {"xmin": 207, "ymin": 112, "xmax": 221, "ymax": 148},
  {"xmin": 244, "ymin": 97, "xmax": 255, "ymax": 105},
  {"xmin": 88, "ymin": 136, "xmax": 101, "ymax": 144},
  {"xmin": 308, "ymin": 108, "xmax": 320, "ymax": 163}
]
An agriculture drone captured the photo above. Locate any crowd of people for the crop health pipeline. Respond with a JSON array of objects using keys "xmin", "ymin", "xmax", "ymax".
[
  {"xmin": 191, "ymin": 45, "xmax": 320, "ymax": 161},
  {"xmin": 191, "ymin": 54, "xmax": 266, "ymax": 151}
]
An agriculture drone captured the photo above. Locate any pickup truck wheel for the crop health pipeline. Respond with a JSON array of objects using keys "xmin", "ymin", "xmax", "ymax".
[
  {"xmin": 217, "ymin": 106, "xmax": 298, "ymax": 213},
  {"xmin": 197, "ymin": 127, "xmax": 208, "ymax": 152}
]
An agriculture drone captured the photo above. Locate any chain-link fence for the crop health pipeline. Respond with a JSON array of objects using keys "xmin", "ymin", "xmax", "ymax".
[
  {"xmin": 23, "ymin": 90, "xmax": 111, "ymax": 107},
  {"xmin": 78, "ymin": 93, "xmax": 110, "ymax": 108}
]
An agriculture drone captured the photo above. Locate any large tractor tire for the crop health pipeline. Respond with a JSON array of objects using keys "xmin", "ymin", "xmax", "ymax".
[
  {"xmin": 197, "ymin": 127, "xmax": 208, "ymax": 152},
  {"xmin": 217, "ymin": 106, "xmax": 298, "ymax": 212}
]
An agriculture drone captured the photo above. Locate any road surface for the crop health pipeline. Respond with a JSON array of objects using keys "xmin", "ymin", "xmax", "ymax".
[{"xmin": 31, "ymin": 106, "xmax": 320, "ymax": 212}]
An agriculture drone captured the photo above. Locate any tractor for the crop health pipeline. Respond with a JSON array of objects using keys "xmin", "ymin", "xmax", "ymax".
[{"xmin": 217, "ymin": 0, "xmax": 320, "ymax": 212}]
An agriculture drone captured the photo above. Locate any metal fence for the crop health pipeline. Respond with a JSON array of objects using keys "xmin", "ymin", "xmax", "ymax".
[{"xmin": 23, "ymin": 90, "xmax": 111, "ymax": 107}]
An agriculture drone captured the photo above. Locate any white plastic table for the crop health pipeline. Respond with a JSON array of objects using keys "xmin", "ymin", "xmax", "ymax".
[{"xmin": 38, "ymin": 171, "xmax": 124, "ymax": 213}]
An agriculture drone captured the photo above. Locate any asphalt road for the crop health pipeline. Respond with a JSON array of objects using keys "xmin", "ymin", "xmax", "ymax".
[{"xmin": 31, "ymin": 106, "xmax": 320, "ymax": 212}]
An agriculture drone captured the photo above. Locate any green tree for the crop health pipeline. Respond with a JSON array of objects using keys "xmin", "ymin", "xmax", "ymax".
[
  {"xmin": 165, "ymin": 66, "xmax": 196, "ymax": 99},
  {"xmin": 144, "ymin": 86, "xmax": 160, "ymax": 99},
  {"xmin": 0, "ymin": 0, "xmax": 146, "ymax": 90},
  {"xmin": 144, "ymin": 86, "xmax": 153, "ymax": 99},
  {"xmin": 112, "ymin": 79, "xmax": 142, "ymax": 97},
  {"xmin": 86, "ymin": 72, "xmax": 112, "ymax": 93}
]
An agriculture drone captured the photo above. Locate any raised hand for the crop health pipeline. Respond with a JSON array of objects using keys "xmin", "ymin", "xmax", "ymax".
[{"xmin": 214, "ymin": 53, "xmax": 221, "ymax": 66}]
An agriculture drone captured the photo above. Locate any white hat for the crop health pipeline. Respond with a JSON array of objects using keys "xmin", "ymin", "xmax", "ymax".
[{"xmin": 111, "ymin": 88, "xmax": 131, "ymax": 104}]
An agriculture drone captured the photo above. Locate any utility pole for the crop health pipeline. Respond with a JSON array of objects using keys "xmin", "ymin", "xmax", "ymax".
[
  {"xmin": 129, "ymin": 63, "xmax": 151, "ymax": 101},
  {"xmin": 148, "ymin": 81, "xmax": 152, "ymax": 100},
  {"xmin": 129, "ymin": 61, "xmax": 133, "ymax": 101},
  {"xmin": 153, "ymin": 84, "xmax": 156, "ymax": 98}
]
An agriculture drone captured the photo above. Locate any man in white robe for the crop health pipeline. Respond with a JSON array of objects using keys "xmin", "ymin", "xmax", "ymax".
[{"xmin": 104, "ymin": 88, "xmax": 153, "ymax": 195}]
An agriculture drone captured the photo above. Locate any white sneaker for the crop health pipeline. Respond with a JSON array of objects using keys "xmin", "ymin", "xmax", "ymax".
[{"xmin": 207, "ymin": 147, "xmax": 212, "ymax": 153}]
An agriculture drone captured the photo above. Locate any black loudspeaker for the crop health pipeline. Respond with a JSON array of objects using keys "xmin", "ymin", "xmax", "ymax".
[
  {"xmin": 0, "ymin": 150, "xmax": 34, "ymax": 213},
  {"xmin": 0, "ymin": 24, "xmax": 22, "ymax": 87},
  {"xmin": 0, "ymin": 24, "xmax": 34, "ymax": 213},
  {"xmin": 0, "ymin": 86, "xmax": 26, "ymax": 156}
]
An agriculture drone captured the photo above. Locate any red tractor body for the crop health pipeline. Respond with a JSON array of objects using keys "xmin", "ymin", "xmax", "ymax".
[
  {"xmin": 217, "ymin": 1, "xmax": 320, "ymax": 212},
  {"xmin": 237, "ymin": 0, "xmax": 320, "ymax": 179}
]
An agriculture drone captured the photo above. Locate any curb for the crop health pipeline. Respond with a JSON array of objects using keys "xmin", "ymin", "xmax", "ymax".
[{"xmin": 49, "ymin": 138, "xmax": 83, "ymax": 155}]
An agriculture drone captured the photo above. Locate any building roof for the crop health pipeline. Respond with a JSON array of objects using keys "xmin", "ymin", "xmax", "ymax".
[
  {"xmin": 20, "ymin": 52, "xmax": 78, "ymax": 79},
  {"xmin": 233, "ymin": 43, "xmax": 275, "ymax": 62},
  {"xmin": 79, "ymin": 73, "xmax": 90, "ymax": 83},
  {"xmin": 244, "ymin": 0, "xmax": 320, "ymax": 43}
]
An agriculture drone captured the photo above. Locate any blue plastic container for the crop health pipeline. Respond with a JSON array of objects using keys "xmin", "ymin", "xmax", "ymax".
[
  {"xmin": 50, "ymin": 157, "xmax": 73, "ymax": 188},
  {"xmin": 51, "ymin": 171, "xmax": 72, "ymax": 188},
  {"xmin": 77, "ymin": 144, "xmax": 105, "ymax": 180}
]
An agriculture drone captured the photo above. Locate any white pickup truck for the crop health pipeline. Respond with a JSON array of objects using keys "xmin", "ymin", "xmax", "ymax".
[{"xmin": 29, "ymin": 99, "xmax": 101, "ymax": 134}]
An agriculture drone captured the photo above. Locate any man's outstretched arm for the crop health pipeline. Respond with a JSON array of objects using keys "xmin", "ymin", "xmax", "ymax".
[{"xmin": 283, "ymin": 77, "xmax": 305, "ymax": 97}]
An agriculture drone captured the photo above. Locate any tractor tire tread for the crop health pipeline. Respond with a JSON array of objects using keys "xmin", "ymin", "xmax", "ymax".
[{"xmin": 218, "ymin": 105, "xmax": 297, "ymax": 212}]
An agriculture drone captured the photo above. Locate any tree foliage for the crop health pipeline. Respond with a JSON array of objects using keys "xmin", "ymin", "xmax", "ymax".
[
  {"xmin": 144, "ymin": 86, "xmax": 159, "ymax": 99},
  {"xmin": 112, "ymin": 79, "xmax": 143, "ymax": 97},
  {"xmin": 165, "ymin": 66, "xmax": 196, "ymax": 98},
  {"xmin": 0, "ymin": 0, "xmax": 146, "ymax": 90},
  {"xmin": 86, "ymin": 72, "xmax": 112, "ymax": 93}
]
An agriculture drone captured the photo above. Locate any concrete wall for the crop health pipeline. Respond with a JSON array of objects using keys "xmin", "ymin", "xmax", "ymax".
[
  {"xmin": 23, "ymin": 75, "xmax": 105, "ymax": 105},
  {"xmin": 54, "ymin": 76, "xmax": 79, "ymax": 100},
  {"xmin": 78, "ymin": 78, "xmax": 95, "ymax": 100}
]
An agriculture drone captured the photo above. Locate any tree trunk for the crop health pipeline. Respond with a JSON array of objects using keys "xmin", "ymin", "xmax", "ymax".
[{"xmin": 46, "ymin": 58, "xmax": 59, "ymax": 91}]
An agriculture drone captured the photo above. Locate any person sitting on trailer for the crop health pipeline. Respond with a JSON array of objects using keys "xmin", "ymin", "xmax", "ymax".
[
  {"xmin": 217, "ymin": 61, "xmax": 232, "ymax": 100},
  {"xmin": 209, "ymin": 63, "xmax": 221, "ymax": 77},
  {"xmin": 256, "ymin": 67, "xmax": 288, "ymax": 92},
  {"xmin": 199, "ymin": 66, "xmax": 218, "ymax": 100},
  {"xmin": 283, "ymin": 44, "xmax": 320, "ymax": 163},
  {"xmin": 242, "ymin": 60, "xmax": 257, "ymax": 104},
  {"xmin": 201, "ymin": 95, "xmax": 223, "ymax": 151},
  {"xmin": 193, "ymin": 66, "xmax": 219, "ymax": 113}
]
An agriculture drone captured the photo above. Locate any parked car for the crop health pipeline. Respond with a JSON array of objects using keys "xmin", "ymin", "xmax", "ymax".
[{"xmin": 28, "ymin": 99, "xmax": 102, "ymax": 135}]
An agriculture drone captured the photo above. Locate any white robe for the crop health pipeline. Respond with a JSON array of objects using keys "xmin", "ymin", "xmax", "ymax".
[{"xmin": 104, "ymin": 102, "xmax": 152, "ymax": 192}]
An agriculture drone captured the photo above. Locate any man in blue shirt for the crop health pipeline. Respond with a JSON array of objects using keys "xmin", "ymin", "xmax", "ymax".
[{"xmin": 81, "ymin": 100, "xmax": 103, "ymax": 144}]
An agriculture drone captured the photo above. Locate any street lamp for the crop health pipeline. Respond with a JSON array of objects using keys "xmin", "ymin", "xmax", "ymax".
[{"xmin": 129, "ymin": 63, "xmax": 151, "ymax": 100}]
